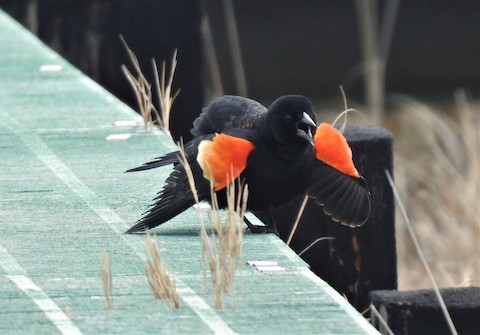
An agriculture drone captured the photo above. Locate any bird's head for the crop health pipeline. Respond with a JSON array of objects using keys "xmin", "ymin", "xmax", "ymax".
[{"xmin": 266, "ymin": 95, "xmax": 317, "ymax": 146}]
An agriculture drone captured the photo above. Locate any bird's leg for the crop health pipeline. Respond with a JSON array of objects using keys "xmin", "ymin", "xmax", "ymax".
[
  {"xmin": 244, "ymin": 211, "xmax": 278, "ymax": 235},
  {"xmin": 244, "ymin": 217, "xmax": 266, "ymax": 233}
]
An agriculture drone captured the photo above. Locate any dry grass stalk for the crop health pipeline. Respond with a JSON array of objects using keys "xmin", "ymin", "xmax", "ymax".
[
  {"xmin": 153, "ymin": 51, "xmax": 180, "ymax": 137},
  {"xmin": 386, "ymin": 170, "xmax": 458, "ymax": 335},
  {"xmin": 201, "ymin": 179, "xmax": 247, "ymax": 309},
  {"xmin": 370, "ymin": 304, "xmax": 394, "ymax": 335},
  {"xmin": 177, "ymin": 144, "xmax": 246, "ymax": 308},
  {"xmin": 286, "ymin": 195, "xmax": 309, "ymax": 245},
  {"xmin": 177, "ymin": 141, "xmax": 200, "ymax": 205},
  {"xmin": 222, "ymin": 0, "xmax": 248, "ymax": 96},
  {"xmin": 176, "ymin": 141, "xmax": 246, "ymax": 309},
  {"xmin": 100, "ymin": 250, "xmax": 114, "ymax": 309},
  {"xmin": 298, "ymin": 237, "xmax": 335, "ymax": 257},
  {"xmin": 176, "ymin": 142, "xmax": 210, "ymax": 294},
  {"xmin": 120, "ymin": 36, "xmax": 157, "ymax": 133},
  {"xmin": 201, "ymin": 12, "xmax": 224, "ymax": 98},
  {"xmin": 145, "ymin": 233, "xmax": 180, "ymax": 309},
  {"xmin": 355, "ymin": 0, "xmax": 400, "ymax": 124},
  {"xmin": 391, "ymin": 94, "xmax": 480, "ymax": 290},
  {"xmin": 120, "ymin": 36, "xmax": 179, "ymax": 135}
]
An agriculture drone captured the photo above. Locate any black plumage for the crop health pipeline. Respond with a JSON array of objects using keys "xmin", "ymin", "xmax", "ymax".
[{"xmin": 125, "ymin": 95, "xmax": 370, "ymax": 234}]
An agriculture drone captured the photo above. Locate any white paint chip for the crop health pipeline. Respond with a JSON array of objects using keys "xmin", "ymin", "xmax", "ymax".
[
  {"xmin": 194, "ymin": 203, "xmax": 211, "ymax": 210},
  {"xmin": 39, "ymin": 64, "xmax": 63, "ymax": 72},
  {"xmin": 247, "ymin": 260, "xmax": 278, "ymax": 267},
  {"xmin": 248, "ymin": 260, "xmax": 285, "ymax": 272},
  {"xmin": 113, "ymin": 120, "xmax": 138, "ymax": 128},
  {"xmin": 256, "ymin": 266, "xmax": 285, "ymax": 272},
  {"xmin": 106, "ymin": 134, "xmax": 132, "ymax": 141}
]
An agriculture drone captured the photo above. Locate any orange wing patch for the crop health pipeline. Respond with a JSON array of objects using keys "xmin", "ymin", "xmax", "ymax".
[
  {"xmin": 314, "ymin": 123, "xmax": 360, "ymax": 178},
  {"xmin": 197, "ymin": 134, "xmax": 255, "ymax": 191}
]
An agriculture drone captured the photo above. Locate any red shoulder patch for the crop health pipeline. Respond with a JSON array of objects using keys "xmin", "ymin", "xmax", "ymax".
[
  {"xmin": 314, "ymin": 123, "xmax": 360, "ymax": 178},
  {"xmin": 197, "ymin": 134, "xmax": 255, "ymax": 191}
]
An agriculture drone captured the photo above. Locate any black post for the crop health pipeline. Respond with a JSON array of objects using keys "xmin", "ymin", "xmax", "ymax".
[
  {"xmin": 274, "ymin": 125, "xmax": 397, "ymax": 312},
  {"xmin": 370, "ymin": 287, "xmax": 480, "ymax": 335}
]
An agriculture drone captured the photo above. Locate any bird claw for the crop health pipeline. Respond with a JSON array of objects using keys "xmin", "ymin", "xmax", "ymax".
[{"xmin": 244, "ymin": 218, "xmax": 279, "ymax": 235}]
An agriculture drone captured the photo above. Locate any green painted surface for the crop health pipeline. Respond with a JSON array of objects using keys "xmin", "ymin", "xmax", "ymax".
[{"xmin": 0, "ymin": 9, "xmax": 379, "ymax": 335}]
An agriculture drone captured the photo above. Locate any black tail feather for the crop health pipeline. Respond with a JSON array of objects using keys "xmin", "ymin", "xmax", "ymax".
[{"xmin": 125, "ymin": 151, "xmax": 180, "ymax": 172}]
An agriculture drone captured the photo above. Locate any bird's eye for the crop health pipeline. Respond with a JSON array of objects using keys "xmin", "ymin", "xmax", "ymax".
[{"xmin": 285, "ymin": 114, "xmax": 292, "ymax": 120}]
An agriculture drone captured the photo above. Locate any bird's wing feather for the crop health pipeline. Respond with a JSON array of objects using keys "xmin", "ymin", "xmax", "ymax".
[
  {"xmin": 125, "ymin": 138, "xmax": 212, "ymax": 233},
  {"xmin": 309, "ymin": 123, "xmax": 371, "ymax": 227},
  {"xmin": 191, "ymin": 95, "xmax": 267, "ymax": 137},
  {"xmin": 125, "ymin": 133, "xmax": 256, "ymax": 233},
  {"xmin": 308, "ymin": 161, "xmax": 370, "ymax": 227},
  {"xmin": 125, "ymin": 151, "xmax": 180, "ymax": 172}
]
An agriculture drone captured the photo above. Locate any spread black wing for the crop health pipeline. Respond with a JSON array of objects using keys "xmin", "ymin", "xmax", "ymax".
[{"xmin": 307, "ymin": 161, "xmax": 370, "ymax": 227}]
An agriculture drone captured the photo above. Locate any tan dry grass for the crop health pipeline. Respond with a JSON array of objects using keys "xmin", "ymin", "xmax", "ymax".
[
  {"xmin": 120, "ymin": 36, "xmax": 179, "ymax": 135},
  {"xmin": 388, "ymin": 93, "xmax": 480, "ymax": 290},
  {"xmin": 177, "ymin": 143, "xmax": 246, "ymax": 309},
  {"xmin": 201, "ymin": 180, "xmax": 247, "ymax": 309},
  {"xmin": 386, "ymin": 170, "xmax": 458, "ymax": 335},
  {"xmin": 100, "ymin": 250, "xmax": 114, "ymax": 309},
  {"xmin": 144, "ymin": 233, "xmax": 180, "ymax": 309}
]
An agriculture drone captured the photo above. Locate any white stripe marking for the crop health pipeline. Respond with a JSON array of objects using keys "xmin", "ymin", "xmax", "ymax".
[
  {"xmin": 2, "ymin": 113, "xmax": 236, "ymax": 334},
  {"xmin": 0, "ymin": 245, "xmax": 83, "ymax": 335}
]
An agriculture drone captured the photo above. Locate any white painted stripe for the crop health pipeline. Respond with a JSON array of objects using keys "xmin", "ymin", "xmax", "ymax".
[
  {"xmin": 8, "ymin": 275, "xmax": 83, "ymax": 335},
  {"xmin": 176, "ymin": 287, "xmax": 235, "ymax": 335},
  {"xmin": 0, "ymin": 244, "xmax": 27, "ymax": 275},
  {"xmin": 0, "ymin": 245, "xmax": 83, "ymax": 335},
  {"xmin": 2, "ymin": 113, "xmax": 236, "ymax": 334}
]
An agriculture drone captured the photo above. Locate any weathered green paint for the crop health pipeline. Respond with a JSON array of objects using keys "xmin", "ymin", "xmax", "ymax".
[{"xmin": 0, "ymin": 9, "xmax": 378, "ymax": 334}]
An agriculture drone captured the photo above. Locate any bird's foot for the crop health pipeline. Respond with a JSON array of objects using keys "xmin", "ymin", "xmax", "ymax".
[{"xmin": 244, "ymin": 217, "xmax": 278, "ymax": 235}]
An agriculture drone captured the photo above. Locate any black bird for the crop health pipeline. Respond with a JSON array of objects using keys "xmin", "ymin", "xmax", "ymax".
[{"xmin": 125, "ymin": 95, "xmax": 370, "ymax": 234}]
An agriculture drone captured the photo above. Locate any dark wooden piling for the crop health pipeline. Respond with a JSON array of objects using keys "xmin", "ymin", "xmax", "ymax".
[{"xmin": 370, "ymin": 287, "xmax": 480, "ymax": 335}]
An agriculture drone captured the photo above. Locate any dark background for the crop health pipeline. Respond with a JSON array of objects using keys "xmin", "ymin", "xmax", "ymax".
[{"xmin": 1, "ymin": 1, "xmax": 478, "ymax": 139}]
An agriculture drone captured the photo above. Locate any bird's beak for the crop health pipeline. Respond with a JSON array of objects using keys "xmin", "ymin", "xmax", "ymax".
[{"xmin": 297, "ymin": 112, "xmax": 317, "ymax": 145}]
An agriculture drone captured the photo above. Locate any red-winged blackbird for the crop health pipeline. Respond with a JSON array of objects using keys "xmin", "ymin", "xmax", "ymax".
[{"xmin": 125, "ymin": 95, "xmax": 370, "ymax": 234}]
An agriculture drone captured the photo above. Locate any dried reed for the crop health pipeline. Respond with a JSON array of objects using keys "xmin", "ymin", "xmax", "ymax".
[
  {"xmin": 120, "ymin": 36, "xmax": 179, "ymax": 135},
  {"xmin": 202, "ymin": 180, "xmax": 248, "ymax": 309},
  {"xmin": 145, "ymin": 233, "xmax": 180, "ymax": 309},
  {"xmin": 176, "ymin": 143, "xmax": 247, "ymax": 309},
  {"xmin": 153, "ymin": 51, "xmax": 180, "ymax": 136},
  {"xmin": 386, "ymin": 170, "xmax": 458, "ymax": 335},
  {"xmin": 100, "ymin": 250, "xmax": 114, "ymax": 309},
  {"xmin": 391, "ymin": 93, "xmax": 480, "ymax": 290}
]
